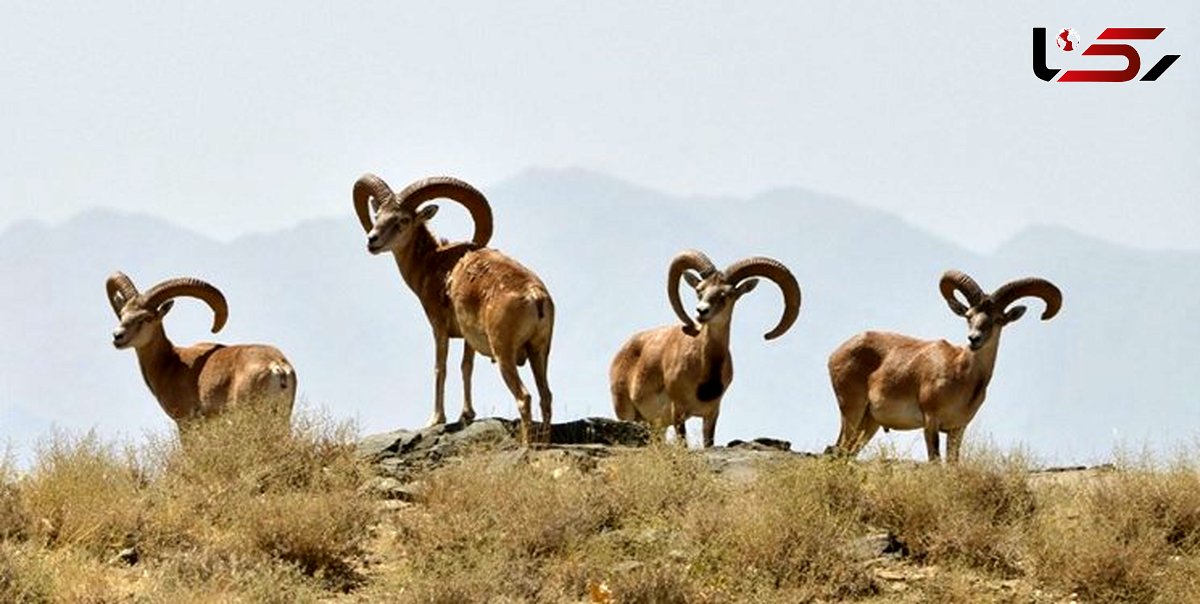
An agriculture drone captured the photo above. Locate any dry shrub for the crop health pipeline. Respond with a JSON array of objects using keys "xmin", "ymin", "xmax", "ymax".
[
  {"xmin": 20, "ymin": 432, "xmax": 145, "ymax": 557},
  {"xmin": 1153, "ymin": 554, "xmax": 1200, "ymax": 604},
  {"xmin": 0, "ymin": 456, "xmax": 28, "ymax": 542},
  {"xmin": 602, "ymin": 443, "xmax": 721, "ymax": 523},
  {"xmin": 605, "ymin": 561, "xmax": 698, "ymax": 604},
  {"xmin": 686, "ymin": 458, "xmax": 874, "ymax": 600},
  {"xmin": 861, "ymin": 452, "xmax": 1034, "ymax": 574},
  {"xmin": 137, "ymin": 552, "xmax": 321, "ymax": 604},
  {"xmin": 1030, "ymin": 460, "xmax": 1200, "ymax": 602},
  {"xmin": 2, "ymin": 404, "xmax": 373, "ymax": 599},
  {"xmin": 395, "ymin": 449, "xmax": 613, "ymax": 601},
  {"xmin": 0, "ymin": 544, "xmax": 53, "ymax": 603},
  {"xmin": 0, "ymin": 543, "xmax": 123, "ymax": 603},
  {"xmin": 142, "ymin": 405, "xmax": 375, "ymax": 592},
  {"xmin": 386, "ymin": 447, "xmax": 876, "ymax": 602}
]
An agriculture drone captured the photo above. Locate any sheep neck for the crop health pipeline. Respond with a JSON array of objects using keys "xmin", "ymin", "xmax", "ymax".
[
  {"xmin": 391, "ymin": 224, "xmax": 444, "ymax": 294},
  {"xmin": 961, "ymin": 329, "xmax": 1003, "ymax": 393},
  {"xmin": 694, "ymin": 313, "xmax": 733, "ymax": 369},
  {"xmin": 134, "ymin": 324, "xmax": 192, "ymax": 420}
]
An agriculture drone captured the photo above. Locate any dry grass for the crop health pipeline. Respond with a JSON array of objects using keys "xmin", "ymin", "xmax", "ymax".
[
  {"xmin": 1028, "ymin": 458, "xmax": 1200, "ymax": 602},
  {"xmin": 0, "ymin": 404, "xmax": 375, "ymax": 602},
  {"xmin": 2, "ymin": 417, "xmax": 1200, "ymax": 602},
  {"xmin": 362, "ymin": 445, "xmax": 1200, "ymax": 603}
]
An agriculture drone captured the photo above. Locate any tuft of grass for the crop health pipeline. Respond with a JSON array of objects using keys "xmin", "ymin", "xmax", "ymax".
[
  {"xmin": 1029, "ymin": 458, "xmax": 1200, "ymax": 602},
  {"xmin": 0, "ymin": 404, "xmax": 375, "ymax": 600},
  {"xmin": 21, "ymin": 432, "xmax": 145, "ymax": 557},
  {"xmin": 860, "ymin": 451, "xmax": 1035, "ymax": 575}
]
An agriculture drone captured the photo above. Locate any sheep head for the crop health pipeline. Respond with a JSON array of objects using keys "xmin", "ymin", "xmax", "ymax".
[
  {"xmin": 106, "ymin": 273, "xmax": 228, "ymax": 349},
  {"xmin": 939, "ymin": 270, "xmax": 1062, "ymax": 350},
  {"xmin": 667, "ymin": 250, "xmax": 802, "ymax": 339},
  {"xmin": 353, "ymin": 173, "xmax": 493, "ymax": 255}
]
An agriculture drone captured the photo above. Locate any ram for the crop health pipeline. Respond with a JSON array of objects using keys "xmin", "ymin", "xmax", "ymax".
[
  {"xmin": 106, "ymin": 273, "xmax": 296, "ymax": 428},
  {"xmin": 610, "ymin": 250, "xmax": 801, "ymax": 447},
  {"xmin": 353, "ymin": 174, "xmax": 554, "ymax": 445},
  {"xmin": 827, "ymin": 270, "xmax": 1062, "ymax": 461}
]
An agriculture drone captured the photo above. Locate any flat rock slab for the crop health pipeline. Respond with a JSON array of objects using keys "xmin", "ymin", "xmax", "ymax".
[{"xmin": 360, "ymin": 417, "xmax": 653, "ymax": 481}]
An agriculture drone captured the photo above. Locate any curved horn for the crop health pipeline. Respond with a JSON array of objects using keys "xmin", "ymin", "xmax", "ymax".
[
  {"xmin": 939, "ymin": 270, "xmax": 985, "ymax": 316},
  {"xmin": 143, "ymin": 278, "xmax": 229, "ymax": 333},
  {"xmin": 991, "ymin": 277, "xmax": 1063, "ymax": 320},
  {"xmin": 105, "ymin": 272, "xmax": 138, "ymax": 316},
  {"xmin": 666, "ymin": 250, "xmax": 718, "ymax": 334},
  {"xmin": 724, "ymin": 257, "xmax": 803, "ymax": 340},
  {"xmin": 396, "ymin": 176, "xmax": 493, "ymax": 246},
  {"xmin": 352, "ymin": 173, "xmax": 395, "ymax": 234}
]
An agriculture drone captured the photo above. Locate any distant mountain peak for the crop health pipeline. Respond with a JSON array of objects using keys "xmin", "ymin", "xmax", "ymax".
[{"xmin": 997, "ymin": 224, "xmax": 1194, "ymax": 259}]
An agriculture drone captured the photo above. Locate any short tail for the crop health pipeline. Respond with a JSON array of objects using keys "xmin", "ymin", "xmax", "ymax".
[
  {"xmin": 269, "ymin": 362, "xmax": 296, "ymax": 391},
  {"xmin": 527, "ymin": 287, "xmax": 553, "ymax": 321}
]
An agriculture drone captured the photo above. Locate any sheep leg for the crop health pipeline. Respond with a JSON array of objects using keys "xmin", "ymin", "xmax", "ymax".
[
  {"xmin": 612, "ymin": 389, "xmax": 636, "ymax": 422},
  {"xmin": 459, "ymin": 343, "xmax": 476, "ymax": 424},
  {"xmin": 497, "ymin": 356, "xmax": 534, "ymax": 446},
  {"xmin": 922, "ymin": 416, "xmax": 942, "ymax": 462},
  {"xmin": 427, "ymin": 331, "xmax": 449, "ymax": 427},
  {"xmin": 831, "ymin": 380, "xmax": 868, "ymax": 457},
  {"xmin": 946, "ymin": 428, "xmax": 965, "ymax": 463},
  {"xmin": 849, "ymin": 414, "xmax": 881, "ymax": 456},
  {"xmin": 673, "ymin": 419, "xmax": 688, "ymax": 446},
  {"xmin": 701, "ymin": 410, "xmax": 719, "ymax": 448},
  {"xmin": 528, "ymin": 344, "xmax": 553, "ymax": 444}
]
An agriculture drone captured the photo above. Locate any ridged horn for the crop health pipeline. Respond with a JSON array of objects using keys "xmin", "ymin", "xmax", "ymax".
[
  {"xmin": 105, "ymin": 272, "xmax": 139, "ymax": 317},
  {"xmin": 352, "ymin": 173, "xmax": 396, "ymax": 234},
  {"xmin": 666, "ymin": 250, "xmax": 718, "ymax": 334},
  {"xmin": 724, "ymin": 256, "xmax": 803, "ymax": 340},
  {"xmin": 939, "ymin": 270, "xmax": 985, "ymax": 316},
  {"xmin": 396, "ymin": 176, "xmax": 493, "ymax": 246},
  {"xmin": 991, "ymin": 277, "xmax": 1063, "ymax": 320},
  {"xmin": 143, "ymin": 278, "xmax": 229, "ymax": 333}
]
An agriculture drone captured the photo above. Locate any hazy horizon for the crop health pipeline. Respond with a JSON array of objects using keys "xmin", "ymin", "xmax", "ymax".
[
  {"xmin": 1, "ymin": 2, "xmax": 1197, "ymax": 253},
  {"xmin": 4, "ymin": 165, "xmax": 1194, "ymax": 258}
]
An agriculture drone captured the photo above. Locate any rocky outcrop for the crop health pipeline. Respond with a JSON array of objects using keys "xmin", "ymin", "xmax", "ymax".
[
  {"xmin": 358, "ymin": 416, "xmax": 818, "ymax": 493},
  {"xmin": 359, "ymin": 417, "xmax": 652, "ymax": 483}
]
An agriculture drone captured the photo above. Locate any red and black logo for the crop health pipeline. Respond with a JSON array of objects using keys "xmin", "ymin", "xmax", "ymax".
[{"xmin": 1033, "ymin": 27, "xmax": 1180, "ymax": 82}]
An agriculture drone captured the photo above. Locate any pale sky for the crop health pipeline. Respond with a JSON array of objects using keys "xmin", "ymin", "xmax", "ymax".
[{"xmin": 1, "ymin": 1, "xmax": 1197, "ymax": 252}]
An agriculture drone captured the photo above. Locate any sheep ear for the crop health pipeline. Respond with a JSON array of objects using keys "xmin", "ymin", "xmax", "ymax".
[
  {"xmin": 112, "ymin": 291, "xmax": 126, "ymax": 307},
  {"xmin": 416, "ymin": 204, "xmax": 438, "ymax": 222},
  {"xmin": 156, "ymin": 299, "xmax": 175, "ymax": 316},
  {"xmin": 1002, "ymin": 305, "xmax": 1027, "ymax": 324},
  {"xmin": 734, "ymin": 278, "xmax": 759, "ymax": 296},
  {"xmin": 683, "ymin": 271, "xmax": 701, "ymax": 288}
]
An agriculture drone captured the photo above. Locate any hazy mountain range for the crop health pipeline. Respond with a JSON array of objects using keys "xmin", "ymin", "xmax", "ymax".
[{"xmin": 2, "ymin": 168, "xmax": 1195, "ymax": 464}]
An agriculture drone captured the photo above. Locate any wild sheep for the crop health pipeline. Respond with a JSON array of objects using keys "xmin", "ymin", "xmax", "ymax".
[
  {"xmin": 610, "ymin": 250, "xmax": 802, "ymax": 447},
  {"xmin": 353, "ymin": 174, "xmax": 554, "ymax": 445},
  {"xmin": 106, "ymin": 272, "xmax": 296, "ymax": 429},
  {"xmin": 827, "ymin": 270, "xmax": 1062, "ymax": 461}
]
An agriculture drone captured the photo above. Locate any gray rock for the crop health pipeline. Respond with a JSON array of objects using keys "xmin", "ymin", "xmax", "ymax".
[
  {"xmin": 361, "ymin": 416, "xmax": 652, "ymax": 480},
  {"xmin": 726, "ymin": 437, "xmax": 792, "ymax": 452},
  {"xmin": 357, "ymin": 428, "xmax": 418, "ymax": 460}
]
